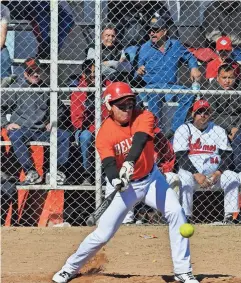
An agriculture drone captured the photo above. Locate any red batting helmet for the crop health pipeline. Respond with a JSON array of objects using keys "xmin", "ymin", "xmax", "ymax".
[{"xmin": 103, "ymin": 82, "xmax": 135, "ymax": 110}]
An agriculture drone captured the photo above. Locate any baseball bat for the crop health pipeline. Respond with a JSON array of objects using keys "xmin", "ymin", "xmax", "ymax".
[{"xmin": 86, "ymin": 184, "xmax": 122, "ymax": 227}]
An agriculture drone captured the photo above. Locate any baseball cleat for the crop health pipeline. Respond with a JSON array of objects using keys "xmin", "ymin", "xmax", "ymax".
[
  {"xmin": 52, "ymin": 270, "xmax": 76, "ymax": 283},
  {"xmin": 174, "ymin": 272, "xmax": 199, "ymax": 283}
]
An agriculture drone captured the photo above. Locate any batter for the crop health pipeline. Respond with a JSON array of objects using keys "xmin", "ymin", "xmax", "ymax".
[{"xmin": 52, "ymin": 82, "xmax": 199, "ymax": 283}]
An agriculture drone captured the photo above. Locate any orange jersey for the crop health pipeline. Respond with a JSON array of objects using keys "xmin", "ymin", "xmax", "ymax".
[{"xmin": 96, "ymin": 109, "xmax": 155, "ymax": 180}]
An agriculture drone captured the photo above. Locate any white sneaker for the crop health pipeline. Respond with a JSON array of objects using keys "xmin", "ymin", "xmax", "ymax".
[
  {"xmin": 52, "ymin": 270, "xmax": 76, "ymax": 283},
  {"xmin": 174, "ymin": 272, "xmax": 199, "ymax": 283},
  {"xmin": 21, "ymin": 170, "xmax": 42, "ymax": 185},
  {"xmin": 53, "ymin": 222, "xmax": 71, "ymax": 228},
  {"xmin": 46, "ymin": 170, "xmax": 66, "ymax": 185}
]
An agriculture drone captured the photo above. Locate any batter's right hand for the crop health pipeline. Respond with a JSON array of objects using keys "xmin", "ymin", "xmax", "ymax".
[{"xmin": 112, "ymin": 178, "xmax": 128, "ymax": 192}]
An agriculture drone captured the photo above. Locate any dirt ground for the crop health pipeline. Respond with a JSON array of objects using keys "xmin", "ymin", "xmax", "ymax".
[{"xmin": 1, "ymin": 226, "xmax": 241, "ymax": 283}]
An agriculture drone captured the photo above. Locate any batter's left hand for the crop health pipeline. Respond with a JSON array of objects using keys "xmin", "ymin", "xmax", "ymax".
[{"xmin": 119, "ymin": 161, "xmax": 134, "ymax": 182}]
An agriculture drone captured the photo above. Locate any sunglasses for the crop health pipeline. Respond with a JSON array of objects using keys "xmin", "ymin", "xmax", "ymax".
[
  {"xmin": 26, "ymin": 69, "xmax": 40, "ymax": 76},
  {"xmin": 149, "ymin": 27, "xmax": 166, "ymax": 34},
  {"xmin": 195, "ymin": 109, "xmax": 210, "ymax": 115},
  {"xmin": 115, "ymin": 103, "xmax": 135, "ymax": 111}
]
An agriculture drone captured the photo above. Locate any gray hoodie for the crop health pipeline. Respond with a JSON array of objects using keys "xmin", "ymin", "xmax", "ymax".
[
  {"xmin": 204, "ymin": 79, "xmax": 241, "ymax": 133},
  {"xmin": 1, "ymin": 80, "xmax": 64, "ymax": 130}
]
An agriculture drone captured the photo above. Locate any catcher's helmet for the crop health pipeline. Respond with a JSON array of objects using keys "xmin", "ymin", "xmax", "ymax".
[{"xmin": 103, "ymin": 82, "xmax": 135, "ymax": 110}]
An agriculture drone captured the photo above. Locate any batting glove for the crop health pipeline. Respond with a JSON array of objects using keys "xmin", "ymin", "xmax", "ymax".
[
  {"xmin": 119, "ymin": 161, "xmax": 135, "ymax": 182},
  {"xmin": 112, "ymin": 178, "xmax": 128, "ymax": 192}
]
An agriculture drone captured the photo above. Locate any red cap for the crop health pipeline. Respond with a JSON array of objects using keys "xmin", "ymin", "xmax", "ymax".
[
  {"xmin": 216, "ymin": 36, "xmax": 232, "ymax": 51},
  {"xmin": 192, "ymin": 100, "xmax": 211, "ymax": 113},
  {"xmin": 24, "ymin": 58, "xmax": 41, "ymax": 72}
]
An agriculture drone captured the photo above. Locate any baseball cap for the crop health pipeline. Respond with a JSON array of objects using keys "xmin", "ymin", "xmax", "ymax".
[
  {"xmin": 216, "ymin": 36, "xmax": 232, "ymax": 51},
  {"xmin": 24, "ymin": 58, "xmax": 41, "ymax": 73},
  {"xmin": 149, "ymin": 17, "xmax": 167, "ymax": 30},
  {"xmin": 192, "ymin": 100, "xmax": 211, "ymax": 113}
]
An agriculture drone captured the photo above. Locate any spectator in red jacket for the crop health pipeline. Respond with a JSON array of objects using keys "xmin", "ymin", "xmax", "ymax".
[
  {"xmin": 206, "ymin": 36, "xmax": 240, "ymax": 82},
  {"xmin": 153, "ymin": 127, "xmax": 175, "ymax": 174},
  {"xmin": 71, "ymin": 59, "xmax": 109, "ymax": 185}
]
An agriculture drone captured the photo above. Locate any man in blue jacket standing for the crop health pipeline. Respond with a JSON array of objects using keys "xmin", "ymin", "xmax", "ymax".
[{"xmin": 137, "ymin": 16, "xmax": 201, "ymax": 136}]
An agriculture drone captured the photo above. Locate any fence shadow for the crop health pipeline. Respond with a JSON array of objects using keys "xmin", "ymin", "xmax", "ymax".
[{"xmin": 75, "ymin": 273, "xmax": 232, "ymax": 282}]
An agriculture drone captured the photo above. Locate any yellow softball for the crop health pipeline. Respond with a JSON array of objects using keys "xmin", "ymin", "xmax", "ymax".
[{"xmin": 179, "ymin": 223, "xmax": 195, "ymax": 238}]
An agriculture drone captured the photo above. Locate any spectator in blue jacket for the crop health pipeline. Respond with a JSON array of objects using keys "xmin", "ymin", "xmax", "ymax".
[{"xmin": 136, "ymin": 16, "xmax": 201, "ymax": 136}]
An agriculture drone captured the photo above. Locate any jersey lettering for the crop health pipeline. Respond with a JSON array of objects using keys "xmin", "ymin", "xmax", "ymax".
[
  {"xmin": 189, "ymin": 137, "xmax": 216, "ymax": 154},
  {"xmin": 115, "ymin": 137, "xmax": 133, "ymax": 156},
  {"xmin": 210, "ymin": 157, "xmax": 219, "ymax": 164}
]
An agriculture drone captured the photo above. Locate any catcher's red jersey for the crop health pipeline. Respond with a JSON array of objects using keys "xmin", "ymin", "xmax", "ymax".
[{"xmin": 96, "ymin": 109, "xmax": 155, "ymax": 180}]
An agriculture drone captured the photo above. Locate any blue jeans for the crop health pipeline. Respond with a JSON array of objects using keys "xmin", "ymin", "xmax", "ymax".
[
  {"xmin": 139, "ymin": 83, "xmax": 194, "ymax": 132},
  {"xmin": 232, "ymin": 129, "xmax": 241, "ymax": 173},
  {"xmin": 8, "ymin": 128, "xmax": 70, "ymax": 172},
  {"xmin": 75, "ymin": 130, "xmax": 93, "ymax": 171},
  {"xmin": 232, "ymin": 47, "xmax": 241, "ymax": 61},
  {"xmin": 1, "ymin": 47, "xmax": 12, "ymax": 78}
]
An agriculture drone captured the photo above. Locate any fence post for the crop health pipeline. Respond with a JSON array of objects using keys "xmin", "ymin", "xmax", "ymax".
[
  {"xmin": 50, "ymin": 0, "xmax": 58, "ymax": 188},
  {"xmin": 95, "ymin": 0, "xmax": 102, "ymax": 209}
]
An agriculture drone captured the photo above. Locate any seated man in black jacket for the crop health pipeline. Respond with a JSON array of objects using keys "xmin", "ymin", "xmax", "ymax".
[
  {"xmin": 205, "ymin": 64, "xmax": 241, "ymax": 182},
  {"xmin": 205, "ymin": 64, "xmax": 241, "ymax": 135},
  {"xmin": 1, "ymin": 58, "xmax": 70, "ymax": 185},
  {"xmin": 173, "ymin": 100, "xmax": 240, "ymax": 224}
]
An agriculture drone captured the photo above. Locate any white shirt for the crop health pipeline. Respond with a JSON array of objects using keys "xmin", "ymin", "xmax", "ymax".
[{"xmin": 173, "ymin": 122, "xmax": 232, "ymax": 175}]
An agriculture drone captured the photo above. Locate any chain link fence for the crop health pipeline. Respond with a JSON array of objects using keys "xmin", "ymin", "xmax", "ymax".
[{"xmin": 1, "ymin": 0, "xmax": 241, "ymax": 227}]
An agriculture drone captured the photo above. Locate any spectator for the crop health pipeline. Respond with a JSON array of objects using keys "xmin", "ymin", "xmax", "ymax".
[
  {"xmin": 203, "ymin": 1, "xmax": 241, "ymax": 61},
  {"xmin": 173, "ymin": 100, "xmax": 240, "ymax": 224},
  {"xmin": 87, "ymin": 24, "xmax": 122, "ymax": 62},
  {"xmin": 3, "ymin": 1, "xmax": 74, "ymax": 59},
  {"xmin": 71, "ymin": 59, "xmax": 109, "ymax": 185},
  {"xmin": 206, "ymin": 64, "xmax": 241, "ymax": 184},
  {"xmin": 204, "ymin": 64, "xmax": 241, "ymax": 136},
  {"xmin": 154, "ymin": 126, "xmax": 180, "ymax": 197},
  {"xmin": 153, "ymin": 127, "xmax": 176, "ymax": 174},
  {"xmin": 136, "ymin": 16, "xmax": 201, "ymax": 135},
  {"xmin": 86, "ymin": 24, "xmax": 131, "ymax": 82},
  {"xmin": 206, "ymin": 36, "xmax": 240, "ymax": 81},
  {"xmin": 1, "ymin": 58, "xmax": 70, "ymax": 185},
  {"xmin": 1, "ymin": 2, "xmax": 12, "ymax": 80}
]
